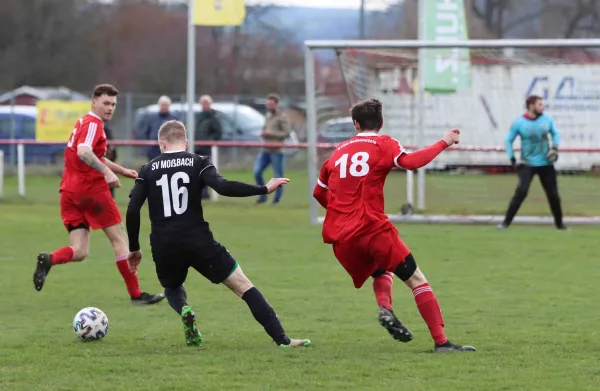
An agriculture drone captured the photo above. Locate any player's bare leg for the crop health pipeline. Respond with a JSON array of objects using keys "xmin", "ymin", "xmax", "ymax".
[
  {"xmin": 34, "ymin": 228, "xmax": 90, "ymax": 291},
  {"xmin": 103, "ymin": 223, "xmax": 165, "ymax": 305},
  {"xmin": 223, "ymin": 265, "xmax": 310, "ymax": 348},
  {"xmin": 371, "ymin": 270, "xmax": 413, "ymax": 343},
  {"xmin": 397, "ymin": 257, "xmax": 476, "ymax": 353}
]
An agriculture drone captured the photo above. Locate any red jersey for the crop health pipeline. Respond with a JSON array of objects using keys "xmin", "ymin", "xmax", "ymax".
[
  {"xmin": 318, "ymin": 132, "xmax": 405, "ymax": 244},
  {"xmin": 60, "ymin": 112, "xmax": 108, "ymax": 194}
]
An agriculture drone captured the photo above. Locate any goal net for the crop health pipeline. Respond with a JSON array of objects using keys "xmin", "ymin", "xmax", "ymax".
[{"xmin": 304, "ymin": 40, "xmax": 600, "ymax": 225}]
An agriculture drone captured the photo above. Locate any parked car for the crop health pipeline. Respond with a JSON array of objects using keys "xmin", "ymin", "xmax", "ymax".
[
  {"xmin": 134, "ymin": 102, "xmax": 299, "ymax": 156},
  {"xmin": 0, "ymin": 105, "xmax": 65, "ymax": 164},
  {"xmin": 317, "ymin": 116, "xmax": 355, "ymax": 144},
  {"xmin": 317, "ymin": 116, "xmax": 355, "ymax": 162}
]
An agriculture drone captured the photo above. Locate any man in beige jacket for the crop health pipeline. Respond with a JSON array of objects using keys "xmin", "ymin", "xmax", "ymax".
[{"xmin": 254, "ymin": 94, "xmax": 291, "ymax": 204}]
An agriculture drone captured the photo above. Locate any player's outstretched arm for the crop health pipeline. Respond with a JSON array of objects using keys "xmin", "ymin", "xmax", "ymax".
[
  {"xmin": 396, "ymin": 129, "xmax": 460, "ymax": 170},
  {"xmin": 201, "ymin": 166, "xmax": 288, "ymax": 197},
  {"xmin": 102, "ymin": 157, "xmax": 138, "ymax": 179}
]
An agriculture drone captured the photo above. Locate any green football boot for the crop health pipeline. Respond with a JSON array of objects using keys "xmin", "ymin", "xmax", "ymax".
[
  {"xmin": 181, "ymin": 305, "xmax": 202, "ymax": 347},
  {"xmin": 279, "ymin": 338, "xmax": 311, "ymax": 349}
]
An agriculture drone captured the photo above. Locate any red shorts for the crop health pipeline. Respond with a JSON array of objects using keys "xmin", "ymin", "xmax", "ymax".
[
  {"xmin": 60, "ymin": 190, "xmax": 122, "ymax": 231},
  {"xmin": 332, "ymin": 229, "xmax": 410, "ymax": 289}
]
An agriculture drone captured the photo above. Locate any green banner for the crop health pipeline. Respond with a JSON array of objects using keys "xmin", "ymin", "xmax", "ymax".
[{"xmin": 418, "ymin": 0, "xmax": 470, "ymax": 93}]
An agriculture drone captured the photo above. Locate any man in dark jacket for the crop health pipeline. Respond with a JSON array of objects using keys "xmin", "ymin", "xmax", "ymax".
[
  {"xmin": 143, "ymin": 95, "xmax": 178, "ymax": 161},
  {"xmin": 196, "ymin": 95, "xmax": 223, "ymax": 199},
  {"xmin": 195, "ymin": 95, "xmax": 223, "ymax": 154}
]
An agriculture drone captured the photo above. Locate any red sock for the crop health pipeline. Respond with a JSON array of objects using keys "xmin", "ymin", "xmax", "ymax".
[
  {"xmin": 373, "ymin": 272, "xmax": 394, "ymax": 310},
  {"xmin": 412, "ymin": 283, "xmax": 447, "ymax": 345},
  {"xmin": 115, "ymin": 255, "xmax": 142, "ymax": 298},
  {"xmin": 51, "ymin": 246, "xmax": 75, "ymax": 265}
]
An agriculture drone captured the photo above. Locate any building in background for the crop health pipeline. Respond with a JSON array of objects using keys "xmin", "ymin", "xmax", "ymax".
[{"xmin": 0, "ymin": 86, "xmax": 87, "ymax": 106}]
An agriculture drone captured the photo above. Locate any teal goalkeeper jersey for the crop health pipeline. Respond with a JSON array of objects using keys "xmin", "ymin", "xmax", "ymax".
[{"xmin": 505, "ymin": 114, "xmax": 560, "ymax": 167}]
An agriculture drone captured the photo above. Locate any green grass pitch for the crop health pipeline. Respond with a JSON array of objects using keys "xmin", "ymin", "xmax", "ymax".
[{"xmin": 1, "ymin": 171, "xmax": 600, "ymax": 391}]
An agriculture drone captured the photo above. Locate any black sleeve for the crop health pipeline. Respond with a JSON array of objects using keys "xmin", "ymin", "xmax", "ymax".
[
  {"xmin": 211, "ymin": 116, "xmax": 223, "ymax": 140},
  {"xmin": 104, "ymin": 125, "xmax": 114, "ymax": 140},
  {"xmin": 126, "ymin": 167, "xmax": 148, "ymax": 252},
  {"xmin": 201, "ymin": 165, "xmax": 267, "ymax": 197}
]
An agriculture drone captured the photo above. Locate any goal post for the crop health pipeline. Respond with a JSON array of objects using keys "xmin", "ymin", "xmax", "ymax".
[{"xmin": 304, "ymin": 39, "xmax": 600, "ymax": 225}]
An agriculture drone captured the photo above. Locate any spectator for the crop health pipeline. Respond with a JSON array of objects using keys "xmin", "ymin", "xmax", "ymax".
[
  {"xmin": 195, "ymin": 95, "xmax": 223, "ymax": 154},
  {"xmin": 196, "ymin": 94, "xmax": 223, "ymax": 199},
  {"xmin": 104, "ymin": 123, "xmax": 117, "ymax": 198},
  {"xmin": 143, "ymin": 95, "xmax": 178, "ymax": 161},
  {"xmin": 253, "ymin": 93, "xmax": 291, "ymax": 205}
]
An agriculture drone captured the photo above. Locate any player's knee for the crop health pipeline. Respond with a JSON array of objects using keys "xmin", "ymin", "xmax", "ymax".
[
  {"xmin": 72, "ymin": 247, "xmax": 88, "ymax": 262},
  {"xmin": 515, "ymin": 186, "xmax": 528, "ymax": 199},
  {"xmin": 393, "ymin": 253, "xmax": 419, "ymax": 283},
  {"xmin": 404, "ymin": 267, "xmax": 427, "ymax": 290},
  {"xmin": 223, "ymin": 267, "xmax": 254, "ymax": 297}
]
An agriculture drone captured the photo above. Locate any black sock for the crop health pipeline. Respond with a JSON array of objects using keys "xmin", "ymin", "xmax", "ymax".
[
  {"xmin": 242, "ymin": 287, "xmax": 290, "ymax": 345},
  {"xmin": 164, "ymin": 285, "xmax": 188, "ymax": 315}
]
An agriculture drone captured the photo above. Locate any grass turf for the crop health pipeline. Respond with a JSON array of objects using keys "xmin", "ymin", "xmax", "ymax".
[{"xmin": 1, "ymin": 171, "xmax": 600, "ymax": 391}]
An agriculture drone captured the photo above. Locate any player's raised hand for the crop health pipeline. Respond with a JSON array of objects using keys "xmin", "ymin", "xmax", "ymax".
[
  {"xmin": 265, "ymin": 178, "xmax": 290, "ymax": 194},
  {"xmin": 122, "ymin": 169, "xmax": 138, "ymax": 179},
  {"xmin": 105, "ymin": 171, "xmax": 121, "ymax": 188},
  {"xmin": 127, "ymin": 250, "xmax": 142, "ymax": 274},
  {"xmin": 443, "ymin": 128, "xmax": 460, "ymax": 146}
]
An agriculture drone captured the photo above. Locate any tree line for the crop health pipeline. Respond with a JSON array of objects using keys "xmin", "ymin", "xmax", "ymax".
[{"xmin": 1, "ymin": 0, "xmax": 598, "ymax": 96}]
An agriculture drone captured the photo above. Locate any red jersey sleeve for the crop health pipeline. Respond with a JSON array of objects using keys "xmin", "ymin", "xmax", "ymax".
[
  {"xmin": 383, "ymin": 137, "xmax": 407, "ymax": 170},
  {"xmin": 317, "ymin": 159, "xmax": 330, "ymax": 190},
  {"xmin": 76, "ymin": 119, "xmax": 103, "ymax": 149}
]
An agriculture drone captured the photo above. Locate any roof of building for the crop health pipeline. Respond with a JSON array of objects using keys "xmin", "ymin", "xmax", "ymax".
[{"xmin": 0, "ymin": 86, "xmax": 88, "ymax": 103}]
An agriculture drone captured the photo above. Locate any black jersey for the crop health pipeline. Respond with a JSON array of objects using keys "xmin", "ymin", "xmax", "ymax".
[{"xmin": 126, "ymin": 150, "xmax": 268, "ymax": 252}]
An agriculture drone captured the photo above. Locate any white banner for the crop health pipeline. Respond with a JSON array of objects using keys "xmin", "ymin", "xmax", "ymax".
[{"xmin": 375, "ymin": 63, "xmax": 600, "ymax": 170}]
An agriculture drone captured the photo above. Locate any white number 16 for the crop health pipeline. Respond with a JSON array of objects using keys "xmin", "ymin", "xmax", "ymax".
[{"xmin": 335, "ymin": 152, "xmax": 370, "ymax": 178}]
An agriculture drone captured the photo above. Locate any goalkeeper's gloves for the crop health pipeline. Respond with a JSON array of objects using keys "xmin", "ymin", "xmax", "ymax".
[
  {"xmin": 510, "ymin": 157, "xmax": 516, "ymax": 167},
  {"xmin": 547, "ymin": 146, "xmax": 559, "ymax": 163}
]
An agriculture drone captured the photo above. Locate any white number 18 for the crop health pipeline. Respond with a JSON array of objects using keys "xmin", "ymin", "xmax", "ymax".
[{"xmin": 335, "ymin": 152, "xmax": 370, "ymax": 178}]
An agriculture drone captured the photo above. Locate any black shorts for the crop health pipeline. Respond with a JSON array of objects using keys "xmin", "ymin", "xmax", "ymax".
[{"xmin": 150, "ymin": 237, "xmax": 238, "ymax": 289}]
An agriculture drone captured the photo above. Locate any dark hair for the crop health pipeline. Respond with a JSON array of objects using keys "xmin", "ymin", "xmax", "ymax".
[
  {"xmin": 526, "ymin": 95, "xmax": 542, "ymax": 109},
  {"xmin": 350, "ymin": 98, "xmax": 383, "ymax": 131},
  {"xmin": 158, "ymin": 120, "xmax": 187, "ymax": 143},
  {"xmin": 266, "ymin": 93, "xmax": 280, "ymax": 103},
  {"xmin": 92, "ymin": 84, "xmax": 119, "ymax": 98}
]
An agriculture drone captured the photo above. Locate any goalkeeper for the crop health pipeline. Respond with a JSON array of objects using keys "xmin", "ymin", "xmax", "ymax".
[{"xmin": 499, "ymin": 95, "xmax": 565, "ymax": 230}]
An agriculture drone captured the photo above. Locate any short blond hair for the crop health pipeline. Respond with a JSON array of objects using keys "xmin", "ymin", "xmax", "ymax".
[{"xmin": 158, "ymin": 120, "xmax": 187, "ymax": 143}]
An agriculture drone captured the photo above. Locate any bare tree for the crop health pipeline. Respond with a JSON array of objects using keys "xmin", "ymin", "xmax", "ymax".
[{"xmin": 471, "ymin": 0, "xmax": 600, "ymax": 39}]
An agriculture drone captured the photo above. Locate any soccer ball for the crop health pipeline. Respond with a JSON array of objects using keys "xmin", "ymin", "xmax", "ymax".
[{"xmin": 73, "ymin": 307, "xmax": 109, "ymax": 341}]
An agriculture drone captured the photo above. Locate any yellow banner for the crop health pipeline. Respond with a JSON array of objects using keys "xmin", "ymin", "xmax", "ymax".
[
  {"xmin": 36, "ymin": 101, "xmax": 90, "ymax": 142},
  {"xmin": 193, "ymin": 0, "xmax": 246, "ymax": 26}
]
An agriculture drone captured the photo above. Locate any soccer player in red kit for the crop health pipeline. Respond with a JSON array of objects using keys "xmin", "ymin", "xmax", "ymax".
[
  {"xmin": 313, "ymin": 98, "xmax": 475, "ymax": 353},
  {"xmin": 33, "ymin": 84, "xmax": 165, "ymax": 306}
]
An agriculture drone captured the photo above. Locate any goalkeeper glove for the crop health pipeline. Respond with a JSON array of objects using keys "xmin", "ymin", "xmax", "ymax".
[{"xmin": 547, "ymin": 147, "xmax": 558, "ymax": 163}]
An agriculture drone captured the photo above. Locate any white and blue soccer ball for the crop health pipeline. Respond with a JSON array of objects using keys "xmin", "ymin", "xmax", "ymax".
[{"xmin": 73, "ymin": 307, "xmax": 109, "ymax": 341}]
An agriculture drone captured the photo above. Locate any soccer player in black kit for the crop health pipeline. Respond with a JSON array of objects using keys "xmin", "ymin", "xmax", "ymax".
[{"xmin": 125, "ymin": 120, "xmax": 310, "ymax": 348}]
